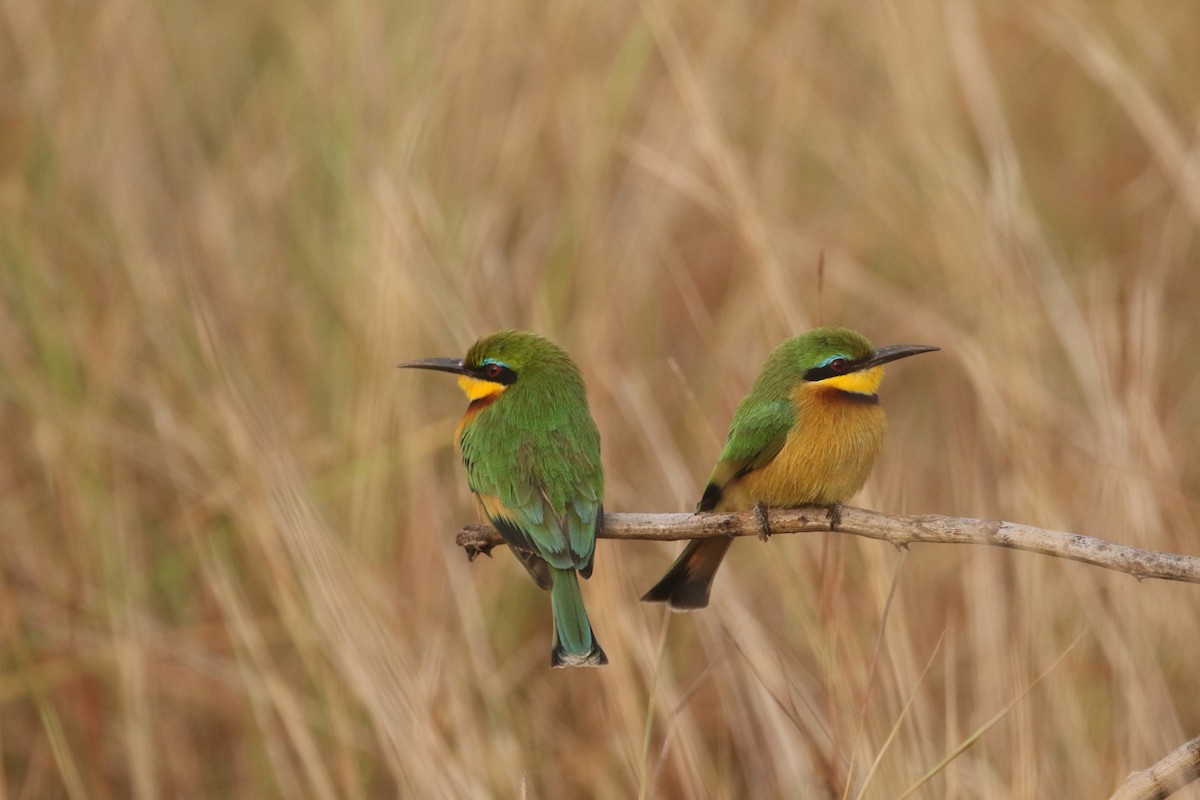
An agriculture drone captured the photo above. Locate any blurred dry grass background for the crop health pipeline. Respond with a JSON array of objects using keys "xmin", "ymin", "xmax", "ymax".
[{"xmin": 3, "ymin": 0, "xmax": 1200, "ymax": 796}]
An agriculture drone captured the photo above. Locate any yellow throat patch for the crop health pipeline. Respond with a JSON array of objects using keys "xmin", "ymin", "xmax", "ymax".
[
  {"xmin": 457, "ymin": 374, "xmax": 506, "ymax": 402},
  {"xmin": 818, "ymin": 365, "xmax": 884, "ymax": 396}
]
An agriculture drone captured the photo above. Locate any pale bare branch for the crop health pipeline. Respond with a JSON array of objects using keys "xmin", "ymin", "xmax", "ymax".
[
  {"xmin": 1109, "ymin": 735, "xmax": 1200, "ymax": 800},
  {"xmin": 455, "ymin": 506, "xmax": 1200, "ymax": 585}
]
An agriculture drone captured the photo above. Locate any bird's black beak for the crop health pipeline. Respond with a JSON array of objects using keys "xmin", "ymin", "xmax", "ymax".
[
  {"xmin": 395, "ymin": 357, "xmax": 469, "ymax": 376},
  {"xmin": 856, "ymin": 344, "xmax": 940, "ymax": 372}
]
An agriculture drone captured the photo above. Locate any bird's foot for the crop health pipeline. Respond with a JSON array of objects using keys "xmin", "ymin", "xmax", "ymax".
[
  {"xmin": 465, "ymin": 542, "xmax": 496, "ymax": 562},
  {"xmin": 754, "ymin": 501, "xmax": 772, "ymax": 541},
  {"xmin": 827, "ymin": 503, "xmax": 843, "ymax": 531}
]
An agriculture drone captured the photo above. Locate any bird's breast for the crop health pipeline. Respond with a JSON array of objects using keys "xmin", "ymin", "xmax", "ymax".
[
  {"xmin": 455, "ymin": 393, "xmax": 503, "ymax": 450},
  {"xmin": 724, "ymin": 386, "xmax": 887, "ymax": 509}
]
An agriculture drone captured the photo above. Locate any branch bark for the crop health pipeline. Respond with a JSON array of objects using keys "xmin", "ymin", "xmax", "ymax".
[
  {"xmin": 457, "ymin": 507, "xmax": 1200, "ymax": 796},
  {"xmin": 1109, "ymin": 735, "xmax": 1200, "ymax": 800},
  {"xmin": 455, "ymin": 505, "xmax": 1200, "ymax": 584},
  {"xmin": 458, "ymin": 507, "xmax": 1200, "ymax": 796}
]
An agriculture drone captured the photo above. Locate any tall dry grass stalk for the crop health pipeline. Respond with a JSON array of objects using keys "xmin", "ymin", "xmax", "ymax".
[{"xmin": 2, "ymin": 0, "xmax": 1199, "ymax": 796}]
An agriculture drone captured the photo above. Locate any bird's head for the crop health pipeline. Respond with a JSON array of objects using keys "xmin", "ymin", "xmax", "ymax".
[
  {"xmin": 767, "ymin": 327, "xmax": 939, "ymax": 397},
  {"xmin": 397, "ymin": 329, "xmax": 575, "ymax": 403}
]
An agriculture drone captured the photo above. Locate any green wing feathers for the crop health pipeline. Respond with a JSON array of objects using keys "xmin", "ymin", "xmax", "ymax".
[
  {"xmin": 461, "ymin": 392, "xmax": 603, "ymax": 572},
  {"xmin": 699, "ymin": 398, "xmax": 793, "ymax": 511}
]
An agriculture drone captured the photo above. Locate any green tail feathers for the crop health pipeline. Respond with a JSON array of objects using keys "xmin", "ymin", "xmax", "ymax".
[{"xmin": 548, "ymin": 567, "xmax": 607, "ymax": 668}]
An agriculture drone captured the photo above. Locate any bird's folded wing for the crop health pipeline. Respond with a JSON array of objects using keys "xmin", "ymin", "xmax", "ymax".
[{"xmin": 699, "ymin": 399, "xmax": 793, "ymax": 511}]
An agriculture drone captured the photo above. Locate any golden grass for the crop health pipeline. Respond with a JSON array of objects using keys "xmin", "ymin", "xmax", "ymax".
[{"xmin": 3, "ymin": 0, "xmax": 1200, "ymax": 796}]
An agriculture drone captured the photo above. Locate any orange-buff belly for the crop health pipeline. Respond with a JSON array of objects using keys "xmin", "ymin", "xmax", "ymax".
[{"xmin": 719, "ymin": 386, "xmax": 887, "ymax": 511}]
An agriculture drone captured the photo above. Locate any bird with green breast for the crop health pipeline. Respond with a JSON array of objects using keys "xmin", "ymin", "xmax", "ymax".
[
  {"xmin": 641, "ymin": 327, "xmax": 938, "ymax": 610},
  {"xmin": 399, "ymin": 330, "xmax": 607, "ymax": 667}
]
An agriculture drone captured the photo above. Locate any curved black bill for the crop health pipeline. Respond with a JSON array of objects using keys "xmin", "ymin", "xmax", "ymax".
[
  {"xmin": 395, "ymin": 357, "xmax": 467, "ymax": 375},
  {"xmin": 857, "ymin": 344, "xmax": 940, "ymax": 371}
]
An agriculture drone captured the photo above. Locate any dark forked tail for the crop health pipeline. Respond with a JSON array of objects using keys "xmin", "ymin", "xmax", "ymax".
[{"xmin": 639, "ymin": 537, "xmax": 733, "ymax": 611}]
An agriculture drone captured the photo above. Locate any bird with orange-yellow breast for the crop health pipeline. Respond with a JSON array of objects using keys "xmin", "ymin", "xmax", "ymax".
[
  {"xmin": 641, "ymin": 327, "xmax": 938, "ymax": 610},
  {"xmin": 399, "ymin": 330, "xmax": 606, "ymax": 667}
]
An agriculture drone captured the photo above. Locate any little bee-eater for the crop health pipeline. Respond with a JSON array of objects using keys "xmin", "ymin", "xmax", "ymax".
[
  {"xmin": 399, "ymin": 330, "xmax": 607, "ymax": 667},
  {"xmin": 642, "ymin": 327, "xmax": 938, "ymax": 610}
]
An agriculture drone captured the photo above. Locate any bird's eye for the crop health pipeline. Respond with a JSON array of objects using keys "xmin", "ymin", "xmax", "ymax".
[
  {"xmin": 828, "ymin": 358, "xmax": 848, "ymax": 373},
  {"xmin": 477, "ymin": 361, "xmax": 516, "ymax": 384}
]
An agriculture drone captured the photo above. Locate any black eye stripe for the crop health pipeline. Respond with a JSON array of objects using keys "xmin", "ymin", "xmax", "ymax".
[
  {"xmin": 472, "ymin": 363, "xmax": 518, "ymax": 385},
  {"xmin": 804, "ymin": 359, "xmax": 859, "ymax": 382}
]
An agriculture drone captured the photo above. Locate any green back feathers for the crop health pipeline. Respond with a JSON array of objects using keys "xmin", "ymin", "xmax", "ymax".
[{"xmin": 457, "ymin": 331, "xmax": 604, "ymax": 571}]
